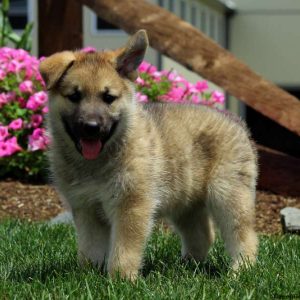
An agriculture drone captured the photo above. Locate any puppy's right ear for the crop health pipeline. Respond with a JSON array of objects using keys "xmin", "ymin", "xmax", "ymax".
[{"xmin": 39, "ymin": 51, "xmax": 75, "ymax": 90}]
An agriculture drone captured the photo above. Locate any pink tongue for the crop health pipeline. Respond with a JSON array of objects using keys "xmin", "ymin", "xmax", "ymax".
[{"xmin": 80, "ymin": 139, "xmax": 102, "ymax": 160}]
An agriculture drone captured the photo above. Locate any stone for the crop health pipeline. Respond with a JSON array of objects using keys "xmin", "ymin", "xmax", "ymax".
[
  {"xmin": 280, "ymin": 207, "xmax": 300, "ymax": 234},
  {"xmin": 49, "ymin": 211, "xmax": 74, "ymax": 226}
]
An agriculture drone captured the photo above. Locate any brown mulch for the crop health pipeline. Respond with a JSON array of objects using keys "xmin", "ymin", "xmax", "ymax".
[{"xmin": 0, "ymin": 179, "xmax": 299, "ymax": 234}]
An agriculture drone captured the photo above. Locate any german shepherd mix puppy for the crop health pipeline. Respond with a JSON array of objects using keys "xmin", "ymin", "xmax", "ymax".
[{"xmin": 40, "ymin": 30, "xmax": 258, "ymax": 279}]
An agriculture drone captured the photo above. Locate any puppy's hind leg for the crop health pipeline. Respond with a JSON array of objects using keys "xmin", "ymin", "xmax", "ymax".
[
  {"xmin": 209, "ymin": 185, "xmax": 258, "ymax": 271},
  {"xmin": 73, "ymin": 207, "xmax": 110, "ymax": 269},
  {"xmin": 171, "ymin": 202, "xmax": 215, "ymax": 263}
]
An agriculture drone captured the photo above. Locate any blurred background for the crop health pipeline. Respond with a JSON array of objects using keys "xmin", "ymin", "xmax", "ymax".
[{"xmin": 7, "ymin": 0, "xmax": 300, "ymax": 156}]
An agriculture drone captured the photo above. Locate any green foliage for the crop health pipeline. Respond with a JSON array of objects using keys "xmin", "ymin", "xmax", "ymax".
[
  {"xmin": 0, "ymin": 0, "xmax": 33, "ymax": 51},
  {"xmin": 138, "ymin": 72, "xmax": 172, "ymax": 102},
  {"xmin": 0, "ymin": 151, "xmax": 47, "ymax": 180},
  {"xmin": 0, "ymin": 221, "xmax": 299, "ymax": 299}
]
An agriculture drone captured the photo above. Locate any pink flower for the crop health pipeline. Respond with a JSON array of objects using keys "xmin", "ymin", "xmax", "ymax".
[
  {"xmin": 152, "ymin": 71, "xmax": 163, "ymax": 79},
  {"xmin": 42, "ymin": 106, "xmax": 49, "ymax": 114},
  {"xmin": 7, "ymin": 136, "xmax": 22, "ymax": 152},
  {"xmin": 0, "ymin": 141, "xmax": 11, "ymax": 157},
  {"xmin": 211, "ymin": 90, "xmax": 225, "ymax": 103},
  {"xmin": 136, "ymin": 92, "xmax": 148, "ymax": 103},
  {"xmin": 166, "ymin": 86, "xmax": 185, "ymax": 102},
  {"xmin": 17, "ymin": 97, "xmax": 26, "ymax": 108},
  {"xmin": 135, "ymin": 77, "xmax": 145, "ymax": 86},
  {"xmin": 33, "ymin": 91, "xmax": 48, "ymax": 105},
  {"xmin": 0, "ymin": 93, "xmax": 9, "ymax": 107},
  {"xmin": 32, "ymin": 128, "xmax": 44, "ymax": 139},
  {"xmin": 19, "ymin": 80, "xmax": 34, "ymax": 94},
  {"xmin": 7, "ymin": 59, "xmax": 24, "ymax": 73},
  {"xmin": 195, "ymin": 81, "xmax": 209, "ymax": 93},
  {"xmin": 0, "ymin": 137, "xmax": 22, "ymax": 157},
  {"xmin": 0, "ymin": 126, "xmax": 9, "ymax": 141},
  {"xmin": 81, "ymin": 46, "xmax": 97, "ymax": 53},
  {"xmin": 185, "ymin": 82, "xmax": 198, "ymax": 94},
  {"xmin": 26, "ymin": 96, "xmax": 39, "ymax": 111},
  {"xmin": 26, "ymin": 91, "xmax": 48, "ymax": 111},
  {"xmin": 5, "ymin": 92, "xmax": 16, "ymax": 102},
  {"xmin": 30, "ymin": 114, "xmax": 43, "ymax": 128},
  {"xmin": 138, "ymin": 61, "xmax": 157, "ymax": 74},
  {"xmin": 191, "ymin": 94, "xmax": 200, "ymax": 104},
  {"xmin": 166, "ymin": 71, "xmax": 179, "ymax": 82},
  {"xmin": 0, "ymin": 69, "xmax": 6, "ymax": 80},
  {"xmin": 28, "ymin": 128, "xmax": 49, "ymax": 151},
  {"xmin": 175, "ymin": 76, "xmax": 188, "ymax": 84},
  {"xmin": 8, "ymin": 118, "xmax": 23, "ymax": 130}
]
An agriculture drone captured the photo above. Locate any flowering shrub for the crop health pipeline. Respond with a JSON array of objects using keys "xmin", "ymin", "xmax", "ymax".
[
  {"xmin": 0, "ymin": 47, "xmax": 48, "ymax": 180},
  {"xmin": 135, "ymin": 61, "xmax": 225, "ymax": 107},
  {"xmin": 0, "ymin": 47, "xmax": 224, "ymax": 181}
]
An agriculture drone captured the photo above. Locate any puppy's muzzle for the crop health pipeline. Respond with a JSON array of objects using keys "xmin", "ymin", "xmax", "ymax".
[{"xmin": 79, "ymin": 121, "xmax": 101, "ymax": 139}]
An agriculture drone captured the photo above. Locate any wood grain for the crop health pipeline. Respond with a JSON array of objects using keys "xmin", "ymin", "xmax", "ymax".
[{"xmin": 38, "ymin": 0, "xmax": 83, "ymax": 57}]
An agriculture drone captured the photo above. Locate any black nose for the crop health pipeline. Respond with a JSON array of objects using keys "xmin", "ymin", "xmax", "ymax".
[{"xmin": 81, "ymin": 121, "xmax": 100, "ymax": 137}]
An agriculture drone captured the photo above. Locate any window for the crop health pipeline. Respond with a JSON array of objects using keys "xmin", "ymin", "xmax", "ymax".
[
  {"xmin": 180, "ymin": 0, "xmax": 186, "ymax": 20},
  {"xmin": 91, "ymin": 12, "xmax": 125, "ymax": 35},
  {"xmin": 158, "ymin": 0, "xmax": 165, "ymax": 8},
  {"xmin": 209, "ymin": 13, "xmax": 216, "ymax": 39},
  {"xmin": 8, "ymin": 0, "xmax": 28, "ymax": 30},
  {"xmin": 168, "ymin": 0, "xmax": 175, "ymax": 12},
  {"xmin": 217, "ymin": 17, "xmax": 225, "ymax": 46},
  {"xmin": 191, "ymin": 4, "xmax": 197, "ymax": 26},
  {"xmin": 200, "ymin": 9, "xmax": 207, "ymax": 33},
  {"xmin": 96, "ymin": 18, "xmax": 119, "ymax": 31}
]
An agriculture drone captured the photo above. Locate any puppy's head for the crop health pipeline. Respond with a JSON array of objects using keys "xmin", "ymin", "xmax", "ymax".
[{"xmin": 40, "ymin": 30, "xmax": 148, "ymax": 160}]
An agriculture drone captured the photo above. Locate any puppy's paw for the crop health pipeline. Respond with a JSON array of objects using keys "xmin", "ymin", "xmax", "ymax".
[{"xmin": 107, "ymin": 264, "xmax": 139, "ymax": 281}]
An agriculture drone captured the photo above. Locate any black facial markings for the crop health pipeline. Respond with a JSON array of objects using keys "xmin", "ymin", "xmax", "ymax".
[
  {"xmin": 102, "ymin": 87, "xmax": 118, "ymax": 104},
  {"xmin": 61, "ymin": 113, "xmax": 120, "ymax": 156},
  {"xmin": 66, "ymin": 88, "xmax": 82, "ymax": 103},
  {"xmin": 61, "ymin": 115, "xmax": 79, "ymax": 147}
]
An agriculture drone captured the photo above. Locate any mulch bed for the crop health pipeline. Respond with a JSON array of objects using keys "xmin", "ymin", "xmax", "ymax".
[{"xmin": 0, "ymin": 179, "xmax": 299, "ymax": 234}]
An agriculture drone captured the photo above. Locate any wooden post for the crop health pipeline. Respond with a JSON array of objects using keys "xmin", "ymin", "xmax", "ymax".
[
  {"xmin": 257, "ymin": 145, "xmax": 300, "ymax": 197},
  {"xmin": 38, "ymin": 0, "xmax": 83, "ymax": 57},
  {"xmin": 79, "ymin": 0, "xmax": 300, "ymax": 136}
]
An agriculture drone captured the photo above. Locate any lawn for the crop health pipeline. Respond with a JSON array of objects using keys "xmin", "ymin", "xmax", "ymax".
[{"xmin": 0, "ymin": 221, "xmax": 299, "ymax": 299}]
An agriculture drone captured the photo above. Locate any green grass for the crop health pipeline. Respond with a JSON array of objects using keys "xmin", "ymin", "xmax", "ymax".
[{"xmin": 0, "ymin": 221, "xmax": 299, "ymax": 299}]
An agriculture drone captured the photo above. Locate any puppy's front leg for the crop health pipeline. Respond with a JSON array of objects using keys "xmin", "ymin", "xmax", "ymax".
[
  {"xmin": 73, "ymin": 207, "xmax": 110, "ymax": 268},
  {"xmin": 107, "ymin": 194, "xmax": 154, "ymax": 280}
]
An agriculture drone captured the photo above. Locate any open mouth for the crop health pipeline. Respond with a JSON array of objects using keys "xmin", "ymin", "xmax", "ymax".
[
  {"xmin": 78, "ymin": 139, "xmax": 103, "ymax": 160},
  {"xmin": 62, "ymin": 117, "xmax": 118, "ymax": 160}
]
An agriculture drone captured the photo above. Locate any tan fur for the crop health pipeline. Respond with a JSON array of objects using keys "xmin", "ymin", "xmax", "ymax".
[{"xmin": 41, "ymin": 30, "xmax": 258, "ymax": 280}]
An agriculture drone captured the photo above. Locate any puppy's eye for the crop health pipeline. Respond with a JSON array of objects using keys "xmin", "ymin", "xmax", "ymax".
[
  {"xmin": 103, "ymin": 93, "xmax": 117, "ymax": 104},
  {"xmin": 67, "ymin": 90, "xmax": 82, "ymax": 102}
]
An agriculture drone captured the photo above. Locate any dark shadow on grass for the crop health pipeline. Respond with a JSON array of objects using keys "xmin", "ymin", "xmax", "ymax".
[
  {"xmin": 6, "ymin": 259, "xmax": 82, "ymax": 284},
  {"xmin": 181, "ymin": 258, "xmax": 228, "ymax": 278},
  {"xmin": 141, "ymin": 251, "xmax": 229, "ymax": 279}
]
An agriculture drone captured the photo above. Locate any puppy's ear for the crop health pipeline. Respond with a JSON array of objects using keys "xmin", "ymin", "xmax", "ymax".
[
  {"xmin": 39, "ymin": 51, "xmax": 75, "ymax": 90},
  {"xmin": 116, "ymin": 30, "xmax": 148, "ymax": 81}
]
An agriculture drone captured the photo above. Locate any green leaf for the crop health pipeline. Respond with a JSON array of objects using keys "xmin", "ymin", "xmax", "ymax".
[
  {"xmin": 7, "ymin": 32, "xmax": 21, "ymax": 43},
  {"xmin": 1, "ymin": 0, "xmax": 10, "ymax": 13},
  {"xmin": 16, "ymin": 22, "xmax": 33, "ymax": 51}
]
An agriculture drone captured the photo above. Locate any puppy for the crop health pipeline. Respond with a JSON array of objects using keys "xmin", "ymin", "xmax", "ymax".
[{"xmin": 40, "ymin": 30, "xmax": 258, "ymax": 279}]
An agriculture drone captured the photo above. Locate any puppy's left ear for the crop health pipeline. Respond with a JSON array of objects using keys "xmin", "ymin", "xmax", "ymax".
[{"xmin": 116, "ymin": 30, "xmax": 149, "ymax": 81}]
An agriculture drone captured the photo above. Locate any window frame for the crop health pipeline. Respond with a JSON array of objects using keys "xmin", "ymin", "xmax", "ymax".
[
  {"xmin": 7, "ymin": 0, "xmax": 34, "ymax": 32},
  {"xmin": 90, "ymin": 11, "xmax": 126, "ymax": 36}
]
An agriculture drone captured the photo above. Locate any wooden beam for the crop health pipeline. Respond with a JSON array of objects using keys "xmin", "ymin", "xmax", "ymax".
[
  {"xmin": 38, "ymin": 0, "xmax": 83, "ymax": 57},
  {"xmin": 80, "ymin": 0, "xmax": 300, "ymax": 136},
  {"xmin": 257, "ymin": 145, "xmax": 300, "ymax": 197}
]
